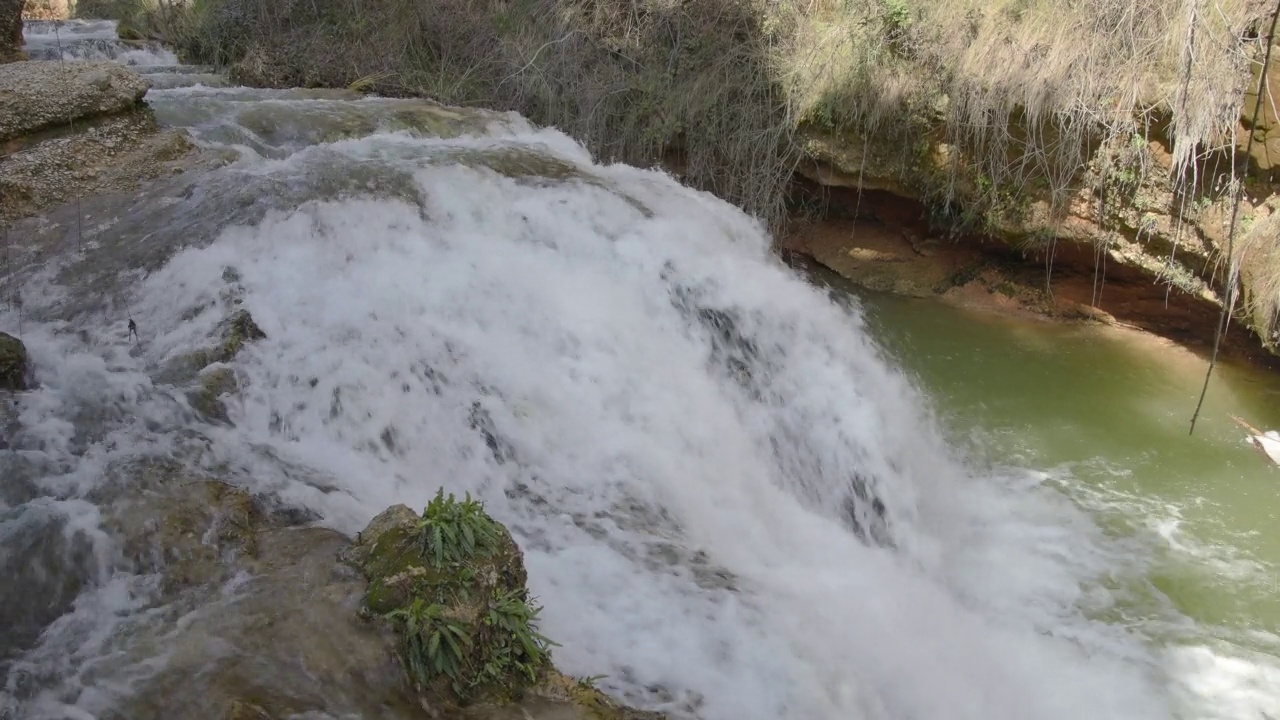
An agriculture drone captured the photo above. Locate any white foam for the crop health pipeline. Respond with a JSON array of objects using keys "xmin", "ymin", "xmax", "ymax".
[{"xmin": 115, "ymin": 137, "xmax": 1177, "ymax": 719}]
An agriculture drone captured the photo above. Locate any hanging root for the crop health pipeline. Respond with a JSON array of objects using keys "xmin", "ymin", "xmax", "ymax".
[{"xmin": 1188, "ymin": 0, "xmax": 1280, "ymax": 436}]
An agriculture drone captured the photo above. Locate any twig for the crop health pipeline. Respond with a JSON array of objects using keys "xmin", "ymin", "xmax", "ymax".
[
  {"xmin": 53, "ymin": 20, "xmax": 85, "ymax": 256},
  {"xmin": 1189, "ymin": 0, "xmax": 1280, "ymax": 436}
]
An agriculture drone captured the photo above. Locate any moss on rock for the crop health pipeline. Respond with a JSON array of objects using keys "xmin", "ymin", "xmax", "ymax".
[
  {"xmin": 217, "ymin": 309, "xmax": 267, "ymax": 363},
  {"xmin": 103, "ymin": 465, "xmax": 266, "ymax": 598},
  {"xmin": 188, "ymin": 366, "xmax": 239, "ymax": 422},
  {"xmin": 351, "ymin": 492, "xmax": 552, "ymax": 708},
  {"xmin": 0, "ymin": 331, "xmax": 28, "ymax": 390},
  {"xmin": 164, "ymin": 309, "xmax": 266, "ymax": 385},
  {"xmin": 222, "ymin": 700, "xmax": 274, "ymax": 720}
]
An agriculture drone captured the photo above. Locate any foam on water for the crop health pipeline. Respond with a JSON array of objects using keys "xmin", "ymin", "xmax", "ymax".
[
  {"xmin": 5, "ymin": 20, "xmax": 1276, "ymax": 720},
  {"xmin": 8, "ymin": 127, "xmax": 1167, "ymax": 720}
]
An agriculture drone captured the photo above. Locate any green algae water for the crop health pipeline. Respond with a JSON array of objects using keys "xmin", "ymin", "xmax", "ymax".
[{"xmin": 841, "ymin": 277, "xmax": 1280, "ymax": 718}]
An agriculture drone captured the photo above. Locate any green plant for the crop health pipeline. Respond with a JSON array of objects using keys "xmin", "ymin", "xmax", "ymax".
[
  {"xmin": 386, "ymin": 598, "xmax": 473, "ymax": 693},
  {"xmin": 416, "ymin": 488, "xmax": 503, "ymax": 568},
  {"xmin": 576, "ymin": 674, "xmax": 608, "ymax": 690},
  {"xmin": 475, "ymin": 589, "xmax": 557, "ymax": 686}
]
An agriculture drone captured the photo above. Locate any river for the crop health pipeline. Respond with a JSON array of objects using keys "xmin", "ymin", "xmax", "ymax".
[{"xmin": 2, "ymin": 19, "xmax": 1278, "ymax": 720}]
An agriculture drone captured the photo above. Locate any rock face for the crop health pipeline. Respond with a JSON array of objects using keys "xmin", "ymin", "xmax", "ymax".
[
  {"xmin": 796, "ymin": 121, "xmax": 1280, "ymax": 362},
  {"xmin": 105, "ymin": 487, "xmax": 663, "ymax": 720},
  {"xmin": 0, "ymin": 60, "xmax": 148, "ymax": 141},
  {"xmin": 0, "ymin": 331, "xmax": 28, "ymax": 390},
  {"xmin": 0, "ymin": 0, "xmax": 22, "ymax": 63},
  {"xmin": 0, "ymin": 60, "xmax": 199, "ymax": 223}
]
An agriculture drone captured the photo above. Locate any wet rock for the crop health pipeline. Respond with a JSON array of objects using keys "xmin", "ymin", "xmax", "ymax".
[
  {"xmin": 0, "ymin": 60, "xmax": 148, "ymax": 140},
  {"xmin": 0, "ymin": 0, "xmax": 22, "ymax": 63},
  {"xmin": 111, "ymin": 524, "xmax": 420, "ymax": 720},
  {"xmin": 217, "ymin": 309, "xmax": 267, "ymax": 361},
  {"xmin": 95, "ymin": 487, "xmax": 662, "ymax": 720},
  {"xmin": 0, "ymin": 109, "xmax": 194, "ymax": 222},
  {"xmin": 187, "ymin": 366, "xmax": 238, "ymax": 423},
  {"xmin": 94, "ymin": 459, "xmax": 297, "ymax": 599},
  {"xmin": 161, "ymin": 309, "xmax": 267, "ymax": 385},
  {"xmin": 0, "ymin": 503, "xmax": 99, "ymax": 670},
  {"xmin": 0, "ymin": 331, "xmax": 28, "ymax": 390}
]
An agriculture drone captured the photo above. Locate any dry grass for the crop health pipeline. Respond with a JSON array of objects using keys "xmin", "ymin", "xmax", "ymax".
[
  {"xmin": 113, "ymin": 0, "xmax": 1278, "ymax": 340},
  {"xmin": 1239, "ymin": 205, "xmax": 1280, "ymax": 349},
  {"xmin": 779, "ymin": 0, "xmax": 1273, "ymax": 218},
  {"xmin": 140, "ymin": 0, "xmax": 1276, "ymax": 231},
  {"xmin": 136, "ymin": 0, "xmax": 800, "ymax": 228}
]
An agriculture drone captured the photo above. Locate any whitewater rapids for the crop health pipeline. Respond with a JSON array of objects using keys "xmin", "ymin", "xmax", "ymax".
[{"xmin": 4, "ymin": 20, "xmax": 1263, "ymax": 720}]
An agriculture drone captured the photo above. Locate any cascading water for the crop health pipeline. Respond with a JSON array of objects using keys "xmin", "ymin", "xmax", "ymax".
[{"xmin": 2, "ymin": 19, "xmax": 1276, "ymax": 720}]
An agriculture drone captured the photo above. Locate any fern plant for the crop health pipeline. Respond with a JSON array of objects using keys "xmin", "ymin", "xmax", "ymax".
[
  {"xmin": 386, "ymin": 598, "xmax": 473, "ymax": 692},
  {"xmin": 477, "ymin": 589, "xmax": 557, "ymax": 684},
  {"xmin": 416, "ymin": 488, "xmax": 503, "ymax": 568}
]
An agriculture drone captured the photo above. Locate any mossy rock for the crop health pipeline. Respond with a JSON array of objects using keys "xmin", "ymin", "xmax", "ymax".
[
  {"xmin": 222, "ymin": 701, "xmax": 274, "ymax": 720},
  {"xmin": 0, "ymin": 331, "xmax": 28, "ymax": 390},
  {"xmin": 216, "ymin": 310, "xmax": 267, "ymax": 363},
  {"xmin": 351, "ymin": 495, "xmax": 547, "ymax": 708},
  {"xmin": 104, "ymin": 473, "xmax": 266, "ymax": 598},
  {"xmin": 162, "ymin": 310, "xmax": 266, "ymax": 385},
  {"xmin": 188, "ymin": 366, "xmax": 239, "ymax": 423}
]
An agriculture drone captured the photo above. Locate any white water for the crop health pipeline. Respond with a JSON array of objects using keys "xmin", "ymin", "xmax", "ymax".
[{"xmin": 3, "ymin": 19, "xmax": 1270, "ymax": 720}]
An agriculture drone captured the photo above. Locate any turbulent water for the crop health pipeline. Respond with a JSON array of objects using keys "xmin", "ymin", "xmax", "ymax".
[{"xmin": 2, "ymin": 20, "xmax": 1276, "ymax": 720}]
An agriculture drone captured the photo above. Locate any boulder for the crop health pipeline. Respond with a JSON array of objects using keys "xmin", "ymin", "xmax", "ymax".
[
  {"xmin": 0, "ymin": 331, "xmax": 28, "ymax": 390},
  {"xmin": 0, "ymin": 0, "xmax": 21, "ymax": 64},
  {"xmin": 350, "ymin": 492, "xmax": 541, "ymax": 708},
  {"xmin": 0, "ymin": 60, "xmax": 148, "ymax": 141}
]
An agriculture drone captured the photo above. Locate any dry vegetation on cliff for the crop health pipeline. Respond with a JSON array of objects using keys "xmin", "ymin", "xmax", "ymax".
[{"xmin": 89, "ymin": 0, "xmax": 1280, "ymax": 347}]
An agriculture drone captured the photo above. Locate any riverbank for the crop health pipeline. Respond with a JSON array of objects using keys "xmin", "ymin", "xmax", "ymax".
[{"xmin": 781, "ymin": 184, "xmax": 1280, "ymax": 371}]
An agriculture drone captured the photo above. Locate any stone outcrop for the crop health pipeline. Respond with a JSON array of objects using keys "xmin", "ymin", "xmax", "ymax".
[
  {"xmin": 794, "ymin": 118, "xmax": 1280, "ymax": 363},
  {"xmin": 1, "ymin": 109, "xmax": 193, "ymax": 221},
  {"xmin": 0, "ymin": 0, "xmax": 22, "ymax": 63},
  {"xmin": 0, "ymin": 331, "xmax": 28, "ymax": 390},
  {"xmin": 0, "ymin": 60, "xmax": 147, "ymax": 140},
  {"xmin": 97, "ymin": 479, "xmax": 663, "ymax": 720},
  {"xmin": 0, "ymin": 58, "xmax": 198, "ymax": 222}
]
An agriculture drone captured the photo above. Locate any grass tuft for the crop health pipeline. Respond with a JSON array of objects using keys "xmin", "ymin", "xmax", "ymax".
[{"xmin": 415, "ymin": 488, "xmax": 504, "ymax": 569}]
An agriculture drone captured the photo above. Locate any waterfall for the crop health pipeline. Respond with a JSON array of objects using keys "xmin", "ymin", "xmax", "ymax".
[{"xmin": 4, "ymin": 19, "xmax": 1253, "ymax": 720}]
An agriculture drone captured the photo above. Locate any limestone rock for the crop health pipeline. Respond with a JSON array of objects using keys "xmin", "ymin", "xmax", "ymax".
[
  {"xmin": 95, "ymin": 488, "xmax": 664, "ymax": 720},
  {"xmin": 97, "ymin": 462, "xmax": 267, "ymax": 598},
  {"xmin": 0, "ymin": 331, "xmax": 28, "ymax": 390},
  {"xmin": 160, "ymin": 309, "xmax": 267, "ymax": 385},
  {"xmin": 0, "ymin": 0, "xmax": 22, "ymax": 63},
  {"xmin": 187, "ymin": 366, "xmax": 239, "ymax": 423},
  {"xmin": 0, "ymin": 60, "xmax": 148, "ymax": 141},
  {"xmin": 112, "ymin": 524, "xmax": 420, "ymax": 720},
  {"xmin": 0, "ymin": 109, "xmax": 194, "ymax": 222}
]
